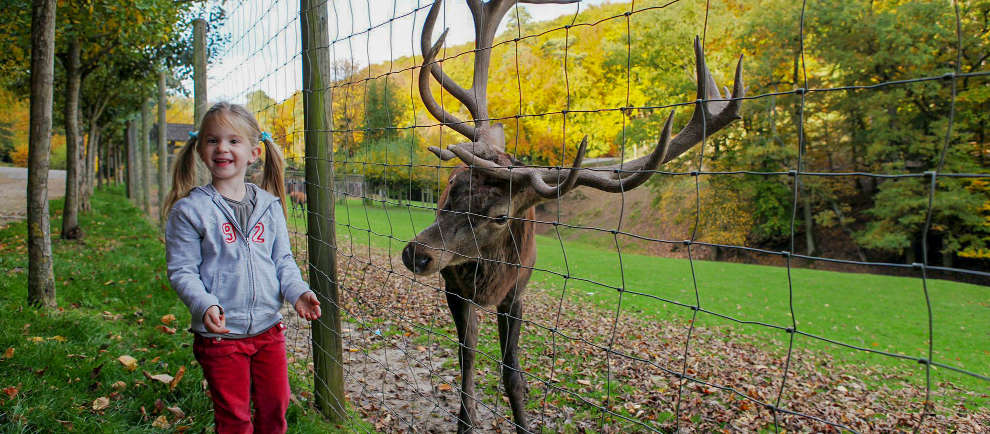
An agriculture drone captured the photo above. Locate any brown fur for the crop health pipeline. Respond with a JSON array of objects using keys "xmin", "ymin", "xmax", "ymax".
[{"xmin": 288, "ymin": 190, "xmax": 306, "ymax": 208}]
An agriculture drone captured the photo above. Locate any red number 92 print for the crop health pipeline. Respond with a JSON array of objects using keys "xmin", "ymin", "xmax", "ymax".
[{"xmin": 220, "ymin": 222, "xmax": 265, "ymax": 244}]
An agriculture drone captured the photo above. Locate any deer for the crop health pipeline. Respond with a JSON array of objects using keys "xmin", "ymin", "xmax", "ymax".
[{"xmin": 400, "ymin": 1, "xmax": 745, "ymax": 432}]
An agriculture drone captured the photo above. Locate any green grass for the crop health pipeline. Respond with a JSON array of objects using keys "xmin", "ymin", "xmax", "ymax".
[
  {"xmin": 0, "ymin": 186, "xmax": 368, "ymax": 432},
  {"xmin": 288, "ymin": 197, "xmax": 989, "ymax": 406}
]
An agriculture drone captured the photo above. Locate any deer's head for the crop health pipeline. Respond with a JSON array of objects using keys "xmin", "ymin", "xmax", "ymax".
[{"xmin": 402, "ymin": 0, "xmax": 745, "ymax": 276}]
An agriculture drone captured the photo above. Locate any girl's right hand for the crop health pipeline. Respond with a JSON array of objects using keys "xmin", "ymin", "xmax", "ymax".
[{"xmin": 203, "ymin": 305, "xmax": 230, "ymax": 334}]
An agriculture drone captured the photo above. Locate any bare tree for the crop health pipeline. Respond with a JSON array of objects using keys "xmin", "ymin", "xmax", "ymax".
[
  {"xmin": 27, "ymin": 0, "xmax": 57, "ymax": 308},
  {"xmin": 400, "ymin": 1, "xmax": 744, "ymax": 432}
]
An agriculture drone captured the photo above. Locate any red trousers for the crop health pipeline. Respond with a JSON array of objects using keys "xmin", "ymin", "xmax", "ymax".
[{"xmin": 193, "ymin": 323, "xmax": 290, "ymax": 434}]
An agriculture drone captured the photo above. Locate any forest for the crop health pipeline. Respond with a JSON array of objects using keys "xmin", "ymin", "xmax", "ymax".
[{"xmin": 234, "ymin": 0, "xmax": 989, "ymax": 272}]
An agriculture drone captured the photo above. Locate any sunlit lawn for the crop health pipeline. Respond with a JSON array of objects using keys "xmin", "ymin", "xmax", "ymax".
[{"xmin": 286, "ymin": 197, "xmax": 989, "ymax": 400}]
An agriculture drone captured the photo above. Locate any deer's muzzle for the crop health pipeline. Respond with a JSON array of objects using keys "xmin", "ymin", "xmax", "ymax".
[{"xmin": 402, "ymin": 242, "xmax": 434, "ymax": 275}]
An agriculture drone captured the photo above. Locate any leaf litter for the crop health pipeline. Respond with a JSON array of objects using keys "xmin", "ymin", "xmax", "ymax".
[{"xmin": 280, "ymin": 250, "xmax": 989, "ymax": 433}]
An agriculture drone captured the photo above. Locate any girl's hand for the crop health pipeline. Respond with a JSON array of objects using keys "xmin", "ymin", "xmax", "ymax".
[
  {"xmin": 203, "ymin": 305, "xmax": 230, "ymax": 334},
  {"xmin": 294, "ymin": 292, "xmax": 321, "ymax": 321}
]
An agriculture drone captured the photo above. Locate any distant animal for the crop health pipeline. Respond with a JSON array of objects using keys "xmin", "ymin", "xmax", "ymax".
[
  {"xmin": 401, "ymin": 1, "xmax": 745, "ymax": 432},
  {"xmin": 288, "ymin": 191, "xmax": 306, "ymax": 210}
]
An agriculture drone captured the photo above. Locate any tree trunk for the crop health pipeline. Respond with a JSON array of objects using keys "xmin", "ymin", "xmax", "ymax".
[
  {"xmin": 141, "ymin": 100, "xmax": 152, "ymax": 216},
  {"xmin": 81, "ymin": 118, "xmax": 100, "ymax": 211},
  {"xmin": 27, "ymin": 0, "xmax": 57, "ymax": 308},
  {"xmin": 126, "ymin": 120, "xmax": 136, "ymax": 199},
  {"xmin": 61, "ymin": 39, "xmax": 83, "ymax": 239},
  {"xmin": 158, "ymin": 70, "xmax": 168, "ymax": 228}
]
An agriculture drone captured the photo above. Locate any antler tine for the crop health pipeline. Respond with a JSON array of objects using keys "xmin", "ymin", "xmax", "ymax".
[
  {"xmin": 420, "ymin": 3, "xmax": 477, "ymax": 141},
  {"xmin": 446, "ymin": 136, "xmax": 589, "ymax": 199},
  {"xmin": 661, "ymin": 36, "xmax": 745, "ymax": 164},
  {"xmin": 561, "ymin": 37, "xmax": 744, "ymax": 191}
]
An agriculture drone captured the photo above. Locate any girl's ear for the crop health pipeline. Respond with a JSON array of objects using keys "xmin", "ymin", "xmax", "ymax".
[{"xmin": 250, "ymin": 145, "xmax": 263, "ymax": 163}]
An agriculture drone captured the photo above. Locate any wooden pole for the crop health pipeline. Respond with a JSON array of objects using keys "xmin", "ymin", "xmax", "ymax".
[
  {"xmin": 27, "ymin": 0, "xmax": 57, "ymax": 308},
  {"xmin": 141, "ymin": 99, "xmax": 152, "ymax": 216},
  {"xmin": 193, "ymin": 19, "xmax": 207, "ymax": 128},
  {"xmin": 126, "ymin": 119, "xmax": 136, "ymax": 200},
  {"xmin": 301, "ymin": 0, "xmax": 345, "ymax": 421},
  {"xmin": 158, "ymin": 70, "xmax": 168, "ymax": 227},
  {"xmin": 192, "ymin": 18, "xmax": 210, "ymax": 185}
]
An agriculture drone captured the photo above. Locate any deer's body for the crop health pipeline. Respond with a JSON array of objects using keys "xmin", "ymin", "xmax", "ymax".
[{"xmin": 402, "ymin": 1, "xmax": 744, "ymax": 432}]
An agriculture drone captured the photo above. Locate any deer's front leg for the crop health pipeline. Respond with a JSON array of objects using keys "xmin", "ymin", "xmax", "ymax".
[
  {"xmin": 498, "ymin": 292, "xmax": 528, "ymax": 433},
  {"xmin": 446, "ymin": 289, "xmax": 479, "ymax": 433}
]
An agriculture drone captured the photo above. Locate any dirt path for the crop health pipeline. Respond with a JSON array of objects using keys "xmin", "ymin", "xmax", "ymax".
[{"xmin": 0, "ymin": 166, "xmax": 66, "ymax": 227}]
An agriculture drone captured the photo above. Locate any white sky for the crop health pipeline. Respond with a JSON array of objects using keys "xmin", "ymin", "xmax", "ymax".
[{"xmin": 207, "ymin": 0, "xmax": 615, "ymax": 103}]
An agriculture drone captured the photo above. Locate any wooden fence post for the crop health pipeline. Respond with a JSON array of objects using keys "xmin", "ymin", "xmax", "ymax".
[
  {"xmin": 158, "ymin": 70, "xmax": 168, "ymax": 227},
  {"xmin": 126, "ymin": 119, "xmax": 136, "ymax": 200},
  {"xmin": 141, "ymin": 99, "xmax": 152, "ymax": 216},
  {"xmin": 301, "ymin": 0, "xmax": 345, "ymax": 421},
  {"xmin": 192, "ymin": 18, "xmax": 210, "ymax": 185}
]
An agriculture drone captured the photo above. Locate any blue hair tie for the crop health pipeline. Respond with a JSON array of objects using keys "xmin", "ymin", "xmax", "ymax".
[
  {"xmin": 188, "ymin": 131, "xmax": 198, "ymax": 139},
  {"xmin": 260, "ymin": 131, "xmax": 273, "ymax": 142}
]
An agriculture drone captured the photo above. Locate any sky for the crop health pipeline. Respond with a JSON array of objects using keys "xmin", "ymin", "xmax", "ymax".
[{"xmin": 206, "ymin": 0, "xmax": 615, "ymax": 103}]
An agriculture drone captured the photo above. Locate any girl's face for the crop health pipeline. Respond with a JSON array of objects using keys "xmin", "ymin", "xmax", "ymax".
[{"xmin": 197, "ymin": 118, "xmax": 261, "ymax": 183}]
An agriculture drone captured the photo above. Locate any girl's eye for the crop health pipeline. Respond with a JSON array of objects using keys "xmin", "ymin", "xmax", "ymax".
[{"xmin": 493, "ymin": 215, "xmax": 509, "ymax": 224}]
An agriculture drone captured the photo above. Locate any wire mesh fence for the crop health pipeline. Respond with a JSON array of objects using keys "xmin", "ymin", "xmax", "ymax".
[{"xmin": 205, "ymin": 0, "xmax": 989, "ymax": 432}]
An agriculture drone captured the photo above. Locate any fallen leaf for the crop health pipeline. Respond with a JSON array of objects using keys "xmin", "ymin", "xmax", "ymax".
[
  {"xmin": 118, "ymin": 355, "xmax": 138, "ymax": 371},
  {"xmin": 111, "ymin": 381, "xmax": 127, "ymax": 391},
  {"xmin": 47, "ymin": 335, "xmax": 66, "ymax": 342},
  {"xmin": 90, "ymin": 363, "xmax": 104, "ymax": 379},
  {"xmin": 27, "ymin": 336, "xmax": 43, "ymax": 343},
  {"xmin": 437, "ymin": 383, "xmax": 452, "ymax": 391},
  {"xmin": 169, "ymin": 366, "xmax": 186, "ymax": 391},
  {"xmin": 160, "ymin": 314, "xmax": 176, "ymax": 325},
  {"xmin": 56, "ymin": 419, "xmax": 74, "ymax": 431},
  {"xmin": 3, "ymin": 386, "xmax": 18, "ymax": 398},
  {"xmin": 2, "ymin": 347, "xmax": 13, "ymax": 359},
  {"xmin": 92, "ymin": 396, "xmax": 110, "ymax": 411},
  {"xmin": 144, "ymin": 371, "xmax": 174, "ymax": 385},
  {"xmin": 156, "ymin": 325, "xmax": 176, "ymax": 335},
  {"xmin": 151, "ymin": 415, "xmax": 170, "ymax": 428},
  {"xmin": 154, "ymin": 398, "xmax": 165, "ymax": 414},
  {"xmin": 166, "ymin": 406, "xmax": 185, "ymax": 419},
  {"xmin": 576, "ymin": 379, "xmax": 592, "ymax": 386}
]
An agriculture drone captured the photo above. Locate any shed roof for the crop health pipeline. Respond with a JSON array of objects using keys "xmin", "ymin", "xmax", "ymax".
[{"xmin": 150, "ymin": 123, "xmax": 196, "ymax": 143}]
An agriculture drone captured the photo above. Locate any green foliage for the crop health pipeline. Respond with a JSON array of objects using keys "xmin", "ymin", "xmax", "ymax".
[
  {"xmin": 256, "ymin": 0, "xmax": 990, "ymax": 266},
  {"xmin": 0, "ymin": 187, "xmax": 357, "ymax": 432}
]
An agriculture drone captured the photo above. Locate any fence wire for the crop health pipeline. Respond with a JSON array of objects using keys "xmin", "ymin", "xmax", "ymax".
[{"xmin": 206, "ymin": 0, "xmax": 989, "ymax": 432}]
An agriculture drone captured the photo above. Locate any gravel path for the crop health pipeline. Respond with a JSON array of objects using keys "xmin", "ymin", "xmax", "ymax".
[{"xmin": 0, "ymin": 166, "xmax": 66, "ymax": 226}]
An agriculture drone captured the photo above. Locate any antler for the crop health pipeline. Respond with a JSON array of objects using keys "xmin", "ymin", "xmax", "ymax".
[
  {"xmin": 419, "ymin": 0, "xmax": 579, "ymax": 146},
  {"xmin": 433, "ymin": 36, "xmax": 745, "ymax": 198}
]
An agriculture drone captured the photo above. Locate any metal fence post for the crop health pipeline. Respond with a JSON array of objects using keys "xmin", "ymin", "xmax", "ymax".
[{"xmin": 300, "ymin": 0, "xmax": 345, "ymax": 422}]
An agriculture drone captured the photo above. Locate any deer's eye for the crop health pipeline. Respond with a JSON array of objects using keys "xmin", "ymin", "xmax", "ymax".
[{"xmin": 493, "ymin": 215, "xmax": 509, "ymax": 224}]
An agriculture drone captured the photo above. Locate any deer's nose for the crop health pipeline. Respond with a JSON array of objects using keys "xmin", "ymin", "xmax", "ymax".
[{"xmin": 402, "ymin": 244, "xmax": 431, "ymax": 273}]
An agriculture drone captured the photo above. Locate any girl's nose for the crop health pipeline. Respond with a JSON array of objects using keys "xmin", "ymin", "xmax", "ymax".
[{"xmin": 216, "ymin": 141, "xmax": 230, "ymax": 152}]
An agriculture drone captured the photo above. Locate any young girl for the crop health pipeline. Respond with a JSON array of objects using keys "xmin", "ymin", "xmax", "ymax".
[{"xmin": 163, "ymin": 102, "xmax": 321, "ymax": 433}]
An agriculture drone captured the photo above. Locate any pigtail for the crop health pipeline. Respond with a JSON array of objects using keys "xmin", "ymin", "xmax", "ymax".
[
  {"xmin": 260, "ymin": 136, "xmax": 288, "ymax": 220},
  {"xmin": 162, "ymin": 135, "xmax": 199, "ymax": 222}
]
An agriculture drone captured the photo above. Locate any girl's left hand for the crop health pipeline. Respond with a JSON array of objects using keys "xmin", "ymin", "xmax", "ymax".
[{"xmin": 294, "ymin": 291, "xmax": 322, "ymax": 321}]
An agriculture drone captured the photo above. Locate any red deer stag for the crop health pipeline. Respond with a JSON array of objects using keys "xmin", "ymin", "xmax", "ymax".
[{"xmin": 401, "ymin": 1, "xmax": 744, "ymax": 432}]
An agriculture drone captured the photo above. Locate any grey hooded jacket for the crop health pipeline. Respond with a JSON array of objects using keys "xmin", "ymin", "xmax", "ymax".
[{"xmin": 165, "ymin": 183, "xmax": 311, "ymax": 335}]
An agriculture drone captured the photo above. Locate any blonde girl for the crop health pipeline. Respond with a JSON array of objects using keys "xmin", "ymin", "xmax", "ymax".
[{"xmin": 163, "ymin": 102, "xmax": 320, "ymax": 433}]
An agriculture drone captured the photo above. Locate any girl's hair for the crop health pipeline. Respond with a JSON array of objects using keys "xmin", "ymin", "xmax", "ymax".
[{"xmin": 162, "ymin": 102, "xmax": 288, "ymax": 221}]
